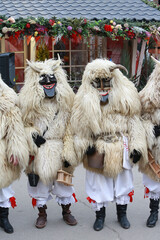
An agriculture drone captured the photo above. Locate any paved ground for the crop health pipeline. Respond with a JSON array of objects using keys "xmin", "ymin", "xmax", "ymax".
[{"xmin": 1, "ymin": 165, "xmax": 160, "ymax": 240}]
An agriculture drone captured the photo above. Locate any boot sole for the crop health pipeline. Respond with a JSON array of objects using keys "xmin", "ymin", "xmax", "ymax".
[
  {"xmin": 0, "ymin": 223, "xmax": 14, "ymax": 233},
  {"xmin": 63, "ymin": 219, "xmax": 77, "ymax": 226},
  {"xmin": 35, "ymin": 224, "xmax": 46, "ymax": 229},
  {"xmin": 35, "ymin": 222, "xmax": 47, "ymax": 229}
]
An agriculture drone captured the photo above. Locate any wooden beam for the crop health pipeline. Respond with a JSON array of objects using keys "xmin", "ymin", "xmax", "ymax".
[
  {"xmin": 1, "ymin": 37, "xmax": 5, "ymax": 53},
  {"xmin": 24, "ymin": 36, "xmax": 27, "ymax": 68},
  {"xmin": 131, "ymin": 38, "xmax": 138, "ymax": 77},
  {"xmin": 136, "ymin": 40, "xmax": 146, "ymax": 86},
  {"xmin": 30, "ymin": 37, "xmax": 36, "ymax": 61}
]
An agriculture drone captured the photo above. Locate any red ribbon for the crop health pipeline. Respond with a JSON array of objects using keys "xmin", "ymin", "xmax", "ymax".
[
  {"xmin": 86, "ymin": 196, "xmax": 96, "ymax": 204},
  {"xmin": 9, "ymin": 197, "xmax": 17, "ymax": 208},
  {"xmin": 72, "ymin": 193, "xmax": 78, "ymax": 203},
  {"xmin": 32, "ymin": 198, "xmax": 37, "ymax": 208},
  {"xmin": 29, "ymin": 155, "xmax": 35, "ymax": 165},
  {"xmin": 144, "ymin": 186, "xmax": 149, "ymax": 198},
  {"xmin": 128, "ymin": 190, "xmax": 134, "ymax": 202}
]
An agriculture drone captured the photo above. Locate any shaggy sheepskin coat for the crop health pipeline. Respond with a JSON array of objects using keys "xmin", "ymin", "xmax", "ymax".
[
  {"xmin": 19, "ymin": 59, "xmax": 75, "ymax": 185},
  {"xmin": 63, "ymin": 59, "xmax": 148, "ymax": 178},
  {"xmin": 0, "ymin": 76, "xmax": 29, "ymax": 189},
  {"xmin": 138, "ymin": 57, "xmax": 160, "ymax": 182}
]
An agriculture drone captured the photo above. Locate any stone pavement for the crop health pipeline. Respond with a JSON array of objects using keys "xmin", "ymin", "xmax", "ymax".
[{"xmin": 1, "ymin": 165, "xmax": 160, "ymax": 240}]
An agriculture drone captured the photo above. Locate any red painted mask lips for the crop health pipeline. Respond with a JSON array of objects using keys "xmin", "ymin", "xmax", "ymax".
[
  {"xmin": 43, "ymin": 83, "xmax": 56, "ymax": 98},
  {"xmin": 43, "ymin": 83, "xmax": 55, "ymax": 89},
  {"xmin": 99, "ymin": 90, "xmax": 110, "ymax": 96}
]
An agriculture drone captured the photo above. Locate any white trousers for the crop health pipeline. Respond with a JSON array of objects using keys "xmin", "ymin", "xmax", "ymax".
[
  {"xmin": 86, "ymin": 169, "xmax": 134, "ymax": 211},
  {"xmin": 0, "ymin": 185, "xmax": 15, "ymax": 208},
  {"xmin": 143, "ymin": 174, "xmax": 160, "ymax": 200},
  {"xmin": 28, "ymin": 179, "xmax": 76, "ymax": 207}
]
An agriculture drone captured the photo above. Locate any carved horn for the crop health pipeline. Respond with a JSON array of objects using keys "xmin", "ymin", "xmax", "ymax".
[
  {"xmin": 26, "ymin": 59, "xmax": 42, "ymax": 73},
  {"xmin": 110, "ymin": 64, "xmax": 128, "ymax": 75},
  {"xmin": 151, "ymin": 56, "xmax": 160, "ymax": 65},
  {"xmin": 52, "ymin": 54, "xmax": 62, "ymax": 71}
]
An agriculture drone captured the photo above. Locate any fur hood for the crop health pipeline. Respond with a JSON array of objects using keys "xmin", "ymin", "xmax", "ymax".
[
  {"xmin": 0, "ymin": 74, "xmax": 18, "ymax": 112},
  {"xmin": 139, "ymin": 56, "xmax": 160, "ymax": 114},
  {"xmin": 71, "ymin": 58, "xmax": 141, "ymax": 137},
  {"xmin": 19, "ymin": 58, "xmax": 74, "ymax": 126}
]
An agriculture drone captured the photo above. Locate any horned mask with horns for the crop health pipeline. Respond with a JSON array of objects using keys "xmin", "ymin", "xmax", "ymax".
[
  {"xmin": 82, "ymin": 58, "xmax": 128, "ymax": 105},
  {"xmin": 26, "ymin": 56, "xmax": 62, "ymax": 98}
]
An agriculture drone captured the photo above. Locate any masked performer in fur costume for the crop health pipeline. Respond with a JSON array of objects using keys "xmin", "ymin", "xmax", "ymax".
[
  {"xmin": 0, "ymin": 75, "xmax": 29, "ymax": 233},
  {"xmin": 138, "ymin": 56, "xmax": 160, "ymax": 228},
  {"xmin": 63, "ymin": 58, "xmax": 148, "ymax": 231},
  {"xmin": 19, "ymin": 57, "xmax": 77, "ymax": 229}
]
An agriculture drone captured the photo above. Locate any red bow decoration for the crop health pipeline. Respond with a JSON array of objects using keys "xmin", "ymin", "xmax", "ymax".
[
  {"xmin": 29, "ymin": 155, "xmax": 35, "ymax": 165},
  {"xmin": 9, "ymin": 197, "xmax": 17, "ymax": 208},
  {"xmin": 86, "ymin": 197, "xmax": 96, "ymax": 204},
  {"xmin": 144, "ymin": 186, "xmax": 149, "ymax": 198},
  {"xmin": 128, "ymin": 190, "xmax": 134, "ymax": 202},
  {"xmin": 32, "ymin": 198, "xmax": 37, "ymax": 208},
  {"xmin": 72, "ymin": 193, "xmax": 78, "ymax": 203}
]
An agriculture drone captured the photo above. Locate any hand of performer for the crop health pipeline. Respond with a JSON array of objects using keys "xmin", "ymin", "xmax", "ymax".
[
  {"xmin": 130, "ymin": 149, "xmax": 142, "ymax": 164},
  {"xmin": 86, "ymin": 145, "xmax": 96, "ymax": 155},
  {"xmin": 10, "ymin": 154, "xmax": 19, "ymax": 166},
  {"xmin": 63, "ymin": 160, "xmax": 71, "ymax": 168},
  {"xmin": 32, "ymin": 133, "xmax": 46, "ymax": 148},
  {"xmin": 154, "ymin": 125, "xmax": 160, "ymax": 138}
]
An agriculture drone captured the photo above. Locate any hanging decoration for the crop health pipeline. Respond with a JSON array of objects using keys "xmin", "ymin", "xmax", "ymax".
[{"xmin": 0, "ymin": 16, "xmax": 159, "ymax": 43}]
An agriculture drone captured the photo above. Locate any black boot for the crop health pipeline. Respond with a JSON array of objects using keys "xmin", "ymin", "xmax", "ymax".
[
  {"xmin": 0, "ymin": 207, "xmax": 14, "ymax": 233},
  {"xmin": 146, "ymin": 198, "xmax": 159, "ymax": 228},
  {"xmin": 116, "ymin": 204, "xmax": 130, "ymax": 229},
  {"xmin": 93, "ymin": 207, "xmax": 105, "ymax": 231}
]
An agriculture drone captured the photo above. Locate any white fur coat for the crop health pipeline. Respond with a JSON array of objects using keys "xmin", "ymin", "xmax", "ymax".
[
  {"xmin": 139, "ymin": 57, "xmax": 160, "ymax": 181},
  {"xmin": 63, "ymin": 59, "xmax": 148, "ymax": 177},
  {"xmin": 19, "ymin": 59, "xmax": 75, "ymax": 185},
  {"xmin": 0, "ymin": 75, "xmax": 29, "ymax": 189}
]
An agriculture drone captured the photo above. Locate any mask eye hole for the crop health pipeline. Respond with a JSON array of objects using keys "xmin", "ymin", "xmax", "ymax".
[
  {"xmin": 39, "ymin": 75, "xmax": 47, "ymax": 85},
  {"xmin": 49, "ymin": 74, "xmax": 56, "ymax": 82},
  {"xmin": 92, "ymin": 78, "xmax": 101, "ymax": 88}
]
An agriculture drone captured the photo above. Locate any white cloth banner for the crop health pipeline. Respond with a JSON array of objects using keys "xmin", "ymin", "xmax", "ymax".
[{"xmin": 122, "ymin": 135, "xmax": 132, "ymax": 170}]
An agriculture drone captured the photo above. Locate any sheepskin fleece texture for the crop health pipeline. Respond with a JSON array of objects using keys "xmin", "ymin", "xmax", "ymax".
[
  {"xmin": 139, "ymin": 58, "xmax": 160, "ymax": 182},
  {"xmin": 0, "ymin": 76, "xmax": 29, "ymax": 188},
  {"xmin": 63, "ymin": 59, "xmax": 148, "ymax": 178},
  {"xmin": 19, "ymin": 59, "xmax": 75, "ymax": 185}
]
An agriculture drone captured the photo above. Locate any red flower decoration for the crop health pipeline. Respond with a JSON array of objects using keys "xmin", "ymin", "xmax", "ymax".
[
  {"xmin": 104, "ymin": 24, "xmax": 113, "ymax": 32},
  {"xmin": 84, "ymin": 19, "xmax": 87, "ymax": 24},
  {"xmin": 26, "ymin": 23, "xmax": 31, "ymax": 28},
  {"xmin": 49, "ymin": 19, "xmax": 55, "ymax": 26},
  {"xmin": 127, "ymin": 30, "xmax": 135, "ymax": 39},
  {"xmin": 71, "ymin": 31, "xmax": 82, "ymax": 44}
]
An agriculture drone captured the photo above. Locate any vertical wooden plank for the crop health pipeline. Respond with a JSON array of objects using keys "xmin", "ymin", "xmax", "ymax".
[
  {"xmin": 95, "ymin": 36, "xmax": 98, "ymax": 59},
  {"xmin": 30, "ymin": 37, "xmax": 36, "ymax": 61},
  {"xmin": 88, "ymin": 37, "xmax": 90, "ymax": 62},
  {"xmin": 131, "ymin": 38, "xmax": 138, "ymax": 77},
  {"xmin": 1, "ymin": 37, "xmax": 5, "ymax": 53},
  {"xmin": 52, "ymin": 37, "xmax": 55, "ymax": 58},
  {"xmin": 102, "ymin": 37, "xmax": 107, "ymax": 58},
  {"xmin": 24, "ymin": 36, "xmax": 27, "ymax": 68},
  {"xmin": 136, "ymin": 41, "xmax": 146, "ymax": 83}
]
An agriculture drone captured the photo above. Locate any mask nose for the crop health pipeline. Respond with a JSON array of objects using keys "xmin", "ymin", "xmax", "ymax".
[
  {"xmin": 46, "ymin": 75, "xmax": 50, "ymax": 83},
  {"xmin": 100, "ymin": 79, "xmax": 104, "ymax": 90}
]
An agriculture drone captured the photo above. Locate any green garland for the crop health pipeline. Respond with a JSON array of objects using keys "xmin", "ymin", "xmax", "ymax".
[
  {"xmin": 0, "ymin": 15, "xmax": 159, "ymax": 42},
  {"xmin": 141, "ymin": 0, "xmax": 160, "ymax": 10}
]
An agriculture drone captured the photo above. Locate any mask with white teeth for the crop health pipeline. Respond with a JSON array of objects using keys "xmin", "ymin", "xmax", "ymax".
[{"xmin": 39, "ymin": 74, "xmax": 57, "ymax": 98}]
